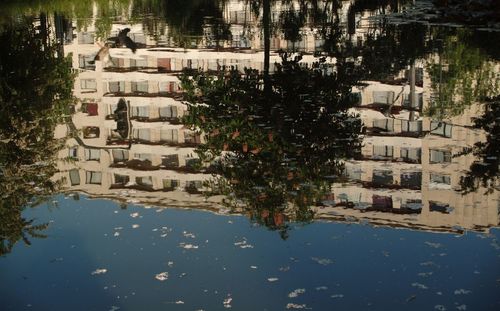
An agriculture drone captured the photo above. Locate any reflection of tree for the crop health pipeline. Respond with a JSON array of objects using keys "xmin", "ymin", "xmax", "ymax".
[
  {"xmin": 426, "ymin": 29, "xmax": 499, "ymax": 119},
  {"xmin": 0, "ymin": 0, "xmax": 130, "ymax": 37},
  {"xmin": 459, "ymin": 97, "xmax": 500, "ymax": 194},
  {"xmin": 0, "ymin": 18, "xmax": 75, "ymax": 255},
  {"xmin": 358, "ymin": 22, "xmax": 430, "ymax": 81},
  {"xmin": 131, "ymin": 0, "xmax": 230, "ymax": 48},
  {"xmin": 181, "ymin": 54, "xmax": 362, "ymax": 235}
]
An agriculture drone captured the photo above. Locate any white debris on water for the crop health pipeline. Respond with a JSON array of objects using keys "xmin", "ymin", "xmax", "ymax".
[
  {"xmin": 267, "ymin": 277, "xmax": 279, "ymax": 282},
  {"xmin": 223, "ymin": 296, "xmax": 232, "ymax": 308},
  {"xmin": 412, "ymin": 282, "xmax": 428, "ymax": 290},
  {"xmin": 114, "ymin": 232, "xmax": 120, "ymax": 237},
  {"xmin": 130, "ymin": 212, "xmax": 139, "ymax": 218},
  {"xmin": 183, "ymin": 231, "xmax": 196, "ymax": 238},
  {"xmin": 454, "ymin": 289, "xmax": 472, "ymax": 295},
  {"xmin": 179, "ymin": 243, "xmax": 199, "ymax": 249},
  {"xmin": 155, "ymin": 272, "xmax": 169, "ymax": 281},
  {"xmin": 132, "ymin": 224, "xmax": 140, "ymax": 229},
  {"xmin": 234, "ymin": 238, "xmax": 254, "ymax": 249},
  {"xmin": 331, "ymin": 294, "xmax": 344, "ymax": 299},
  {"xmin": 286, "ymin": 303, "xmax": 308, "ymax": 309},
  {"xmin": 311, "ymin": 257, "xmax": 333, "ymax": 265},
  {"xmin": 315, "ymin": 286, "xmax": 328, "ymax": 291},
  {"xmin": 418, "ymin": 272, "xmax": 433, "ymax": 277},
  {"xmin": 425, "ymin": 242, "xmax": 443, "ymax": 249},
  {"xmin": 91, "ymin": 268, "xmax": 107, "ymax": 275},
  {"xmin": 288, "ymin": 288, "xmax": 305, "ymax": 298},
  {"xmin": 250, "ymin": 266, "xmax": 258, "ymax": 269}
]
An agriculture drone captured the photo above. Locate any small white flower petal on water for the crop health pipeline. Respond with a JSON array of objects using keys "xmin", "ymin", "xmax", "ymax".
[
  {"xmin": 183, "ymin": 231, "xmax": 196, "ymax": 238},
  {"xmin": 234, "ymin": 239, "xmax": 253, "ymax": 249},
  {"xmin": 167, "ymin": 261, "xmax": 174, "ymax": 267},
  {"xmin": 418, "ymin": 272, "xmax": 433, "ymax": 277},
  {"xmin": 179, "ymin": 243, "xmax": 198, "ymax": 249},
  {"xmin": 223, "ymin": 297, "xmax": 232, "ymax": 308},
  {"xmin": 311, "ymin": 257, "xmax": 333, "ymax": 265},
  {"xmin": 130, "ymin": 212, "xmax": 139, "ymax": 218},
  {"xmin": 155, "ymin": 272, "xmax": 168, "ymax": 281},
  {"xmin": 288, "ymin": 288, "xmax": 305, "ymax": 298},
  {"xmin": 286, "ymin": 303, "xmax": 307, "ymax": 309},
  {"xmin": 114, "ymin": 232, "xmax": 120, "ymax": 237},
  {"xmin": 267, "ymin": 277, "xmax": 279, "ymax": 282},
  {"xmin": 250, "ymin": 266, "xmax": 258, "ymax": 269},
  {"xmin": 175, "ymin": 301, "xmax": 184, "ymax": 304},
  {"xmin": 132, "ymin": 224, "xmax": 140, "ymax": 229},
  {"xmin": 91, "ymin": 268, "xmax": 107, "ymax": 275},
  {"xmin": 412, "ymin": 282, "xmax": 428, "ymax": 290},
  {"xmin": 425, "ymin": 242, "xmax": 443, "ymax": 249}
]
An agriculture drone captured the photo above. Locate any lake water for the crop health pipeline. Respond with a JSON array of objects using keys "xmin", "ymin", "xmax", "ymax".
[
  {"xmin": 0, "ymin": 0, "xmax": 499, "ymax": 310},
  {"xmin": 2, "ymin": 194, "xmax": 499, "ymax": 310}
]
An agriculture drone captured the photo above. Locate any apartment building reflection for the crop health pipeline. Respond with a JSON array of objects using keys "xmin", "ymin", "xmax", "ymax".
[{"xmin": 54, "ymin": 0, "xmax": 498, "ymax": 233}]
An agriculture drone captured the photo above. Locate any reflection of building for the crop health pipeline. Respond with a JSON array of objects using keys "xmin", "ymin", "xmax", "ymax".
[
  {"xmin": 319, "ymin": 68, "xmax": 499, "ymax": 233},
  {"xmin": 53, "ymin": 1, "xmax": 498, "ymax": 233}
]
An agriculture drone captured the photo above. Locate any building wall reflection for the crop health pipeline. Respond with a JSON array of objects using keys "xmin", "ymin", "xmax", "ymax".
[{"xmin": 53, "ymin": 0, "xmax": 499, "ymax": 234}]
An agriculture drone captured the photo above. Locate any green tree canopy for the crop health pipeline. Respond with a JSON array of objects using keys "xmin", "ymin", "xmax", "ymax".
[{"xmin": 0, "ymin": 17, "xmax": 75, "ymax": 256}]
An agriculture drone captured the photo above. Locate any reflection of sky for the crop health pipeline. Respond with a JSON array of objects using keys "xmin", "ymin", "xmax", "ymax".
[{"xmin": 1, "ymin": 195, "xmax": 499, "ymax": 311}]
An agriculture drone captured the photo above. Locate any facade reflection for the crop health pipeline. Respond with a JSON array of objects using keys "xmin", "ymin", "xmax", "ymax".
[{"xmin": 48, "ymin": 0, "xmax": 499, "ymax": 234}]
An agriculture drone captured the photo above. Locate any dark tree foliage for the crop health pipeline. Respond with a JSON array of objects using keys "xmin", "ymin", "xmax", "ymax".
[
  {"xmin": 0, "ymin": 17, "xmax": 75, "ymax": 256},
  {"xmin": 460, "ymin": 97, "xmax": 500, "ymax": 194},
  {"xmin": 358, "ymin": 22, "xmax": 431, "ymax": 81},
  {"xmin": 181, "ymin": 53, "xmax": 362, "ymax": 236}
]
